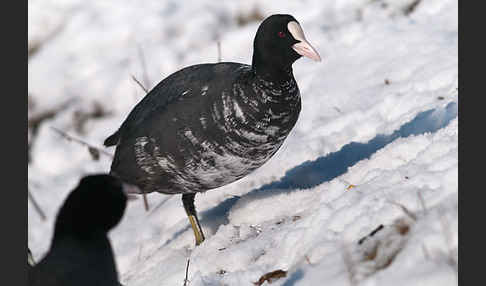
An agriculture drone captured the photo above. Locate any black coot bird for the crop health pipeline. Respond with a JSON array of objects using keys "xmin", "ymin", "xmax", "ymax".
[
  {"xmin": 104, "ymin": 14, "xmax": 321, "ymax": 245},
  {"xmin": 28, "ymin": 174, "xmax": 128, "ymax": 286}
]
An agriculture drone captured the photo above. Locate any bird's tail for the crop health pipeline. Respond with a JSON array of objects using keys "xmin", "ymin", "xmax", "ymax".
[{"xmin": 104, "ymin": 130, "xmax": 120, "ymax": 147}]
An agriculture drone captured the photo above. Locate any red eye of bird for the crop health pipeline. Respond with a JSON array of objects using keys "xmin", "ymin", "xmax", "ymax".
[{"xmin": 278, "ymin": 31, "xmax": 285, "ymax": 38}]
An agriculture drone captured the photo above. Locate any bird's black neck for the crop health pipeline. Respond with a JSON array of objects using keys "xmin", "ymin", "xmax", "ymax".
[
  {"xmin": 51, "ymin": 232, "xmax": 110, "ymax": 248},
  {"xmin": 52, "ymin": 223, "xmax": 108, "ymax": 244},
  {"xmin": 251, "ymin": 52, "xmax": 294, "ymax": 84}
]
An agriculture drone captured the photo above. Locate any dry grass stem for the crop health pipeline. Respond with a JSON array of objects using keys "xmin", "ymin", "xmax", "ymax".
[
  {"xmin": 183, "ymin": 259, "xmax": 190, "ymax": 286},
  {"xmin": 50, "ymin": 127, "xmax": 114, "ymax": 159},
  {"xmin": 131, "ymin": 74, "xmax": 149, "ymax": 93}
]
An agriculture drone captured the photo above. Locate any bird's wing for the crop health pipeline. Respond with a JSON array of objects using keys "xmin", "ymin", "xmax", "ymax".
[
  {"xmin": 105, "ymin": 63, "xmax": 248, "ymax": 146},
  {"xmin": 105, "ymin": 64, "xmax": 209, "ymax": 146}
]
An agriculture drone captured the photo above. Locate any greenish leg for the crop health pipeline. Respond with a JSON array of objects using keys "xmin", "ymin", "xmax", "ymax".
[{"xmin": 182, "ymin": 193, "xmax": 205, "ymax": 246}]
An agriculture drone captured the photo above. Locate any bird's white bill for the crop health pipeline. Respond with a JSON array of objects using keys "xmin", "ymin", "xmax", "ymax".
[{"xmin": 288, "ymin": 21, "xmax": 321, "ymax": 62}]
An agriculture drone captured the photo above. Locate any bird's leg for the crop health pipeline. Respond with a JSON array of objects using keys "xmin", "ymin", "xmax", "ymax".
[{"xmin": 182, "ymin": 193, "xmax": 205, "ymax": 246}]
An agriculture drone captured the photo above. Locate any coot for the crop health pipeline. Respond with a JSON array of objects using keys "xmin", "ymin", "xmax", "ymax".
[{"xmin": 104, "ymin": 14, "xmax": 321, "ymax": 245}]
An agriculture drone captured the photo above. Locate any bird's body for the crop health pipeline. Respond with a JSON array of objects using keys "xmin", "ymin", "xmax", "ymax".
[
  {"xmin": 107, "ymin": 63, "xmax": 301, "ymax": 194},
  {"xmin": 105, "ymin": 14, "xmax": 321, "ymax": 245},
  {"xmin": 28, "ymin": 175, "xmax": 127, "ymax": 286},
  {"xmin": 29, "ymin": 236, "xmax": 119, "ymax": 286}
]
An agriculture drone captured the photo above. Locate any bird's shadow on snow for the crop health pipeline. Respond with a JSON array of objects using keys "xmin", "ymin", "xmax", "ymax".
[{"xmin": 200, "ymin": 101, "xmax": 457, "ymax": 234}]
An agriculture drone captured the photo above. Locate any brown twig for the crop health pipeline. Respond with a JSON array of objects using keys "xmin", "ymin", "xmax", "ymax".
[
  {"xmin": 50, "ymin": 126, "xmax": 114, "ymax": 159},
  {"xmin": 358, "ymin": 224, "xmax": 384, "ymax": 245},
  {"xmin": 131, "ymin": 74, "xmax": 149, "ymax": 94},
  {"xmin": 142, "ymin": 189, "xmax": 150, "ymax": 211},
  {"xmin": 253, "ymin": 270, "xmax": 287, "ymax": 286},
  {"xmin": 388, "ymin": 200, "xmax": 417, "ymax": 221},
  {"xmin": 137, "ymin": 45, "xmax": 151, "ymax": 90}
]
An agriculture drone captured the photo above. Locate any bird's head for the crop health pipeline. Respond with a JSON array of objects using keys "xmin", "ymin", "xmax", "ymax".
[
  {"xmin": 53, "ymin": 174, "xmax": 128, "ymax": 240},
  {"xmin": 252, "ymin": 14, "xmax": 321, "ymax": 79}
]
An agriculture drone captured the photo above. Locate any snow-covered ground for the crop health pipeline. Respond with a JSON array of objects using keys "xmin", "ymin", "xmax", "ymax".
[{"xmin": 28, "ymin": 0, "xmax": 458, "ymax": 285}]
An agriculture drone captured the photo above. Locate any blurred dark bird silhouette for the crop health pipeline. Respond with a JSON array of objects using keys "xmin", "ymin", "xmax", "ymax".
[{"xmin": 28, "ymin": 174, "xmax": 128, "ymax": 286}]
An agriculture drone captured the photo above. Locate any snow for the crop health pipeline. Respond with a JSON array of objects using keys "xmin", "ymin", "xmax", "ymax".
[{"xmin": 28, "ymin": 0, "xmax": 458, "ymax": 285}]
